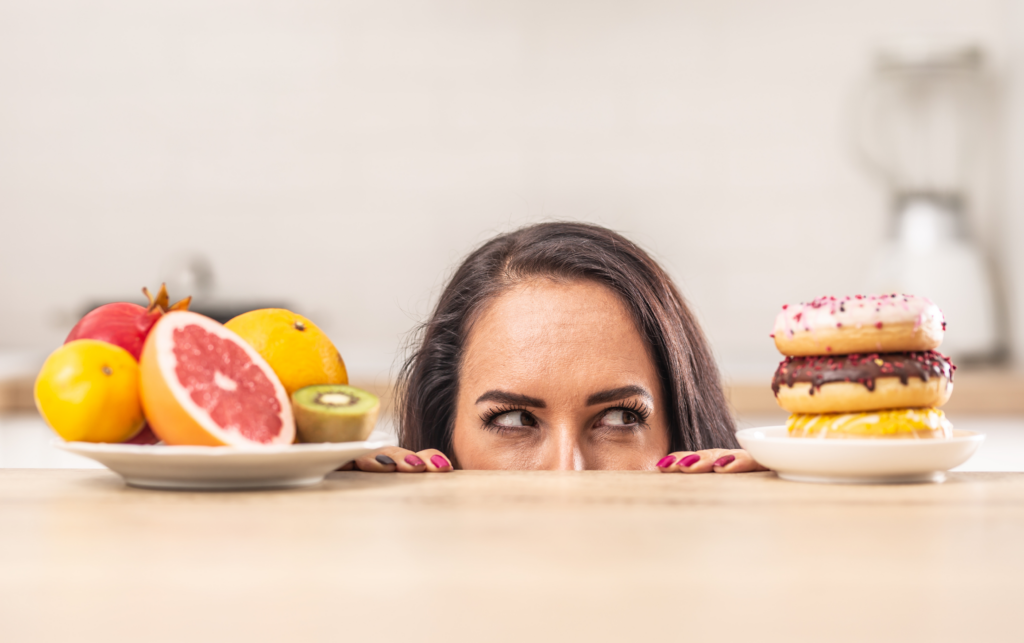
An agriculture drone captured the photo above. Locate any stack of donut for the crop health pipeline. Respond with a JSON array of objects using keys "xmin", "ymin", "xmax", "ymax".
[{"xmin": 771, "ymin": 294, "xmax": 956, "ymax": 439}]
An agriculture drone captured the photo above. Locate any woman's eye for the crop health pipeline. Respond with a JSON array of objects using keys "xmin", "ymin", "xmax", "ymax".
[
  {"xmin": 491, "ymin": 411, "xmax": 537, "ymax": 428},
  {"xmin": 601, "ymin": 409, "xmax": 640, "ymax": 427}
]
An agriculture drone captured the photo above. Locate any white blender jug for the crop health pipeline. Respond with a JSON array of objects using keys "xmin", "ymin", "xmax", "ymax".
[{"xmin": 855, "ymin": 39, "xmax": 999, "ymax": 360}]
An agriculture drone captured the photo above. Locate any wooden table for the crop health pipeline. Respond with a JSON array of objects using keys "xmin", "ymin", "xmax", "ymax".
[{"xmin": 1, "ymin": 469, "xmax": 1022, "ymax": 642}]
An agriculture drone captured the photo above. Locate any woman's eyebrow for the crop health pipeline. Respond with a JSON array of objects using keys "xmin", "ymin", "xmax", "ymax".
[
  {"xmin": 586, "ymin": 385, "xmax": 653, "ymax": 406},
  {"xmin": 474, "ymin": 390, "xmax": 546, "ymax": 408}
]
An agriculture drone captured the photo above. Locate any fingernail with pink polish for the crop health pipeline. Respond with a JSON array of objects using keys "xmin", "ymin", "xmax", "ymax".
[
  {"xmin": 430, "ymin": 454, "xmax": 450, "ymax": 469},
  {"xmin": 679, "ymin": 454, "xmax": 701, "ymax": 467},
  {"xmin": 656, "ymin": 455, "xmax": 677, "ymax": 468},
  {"xmin": 714, "ymin": 455, "xmax": 736, "ymax": 468},
  {"xmin": 405, "ymin": 454, "xmax": 424, "ymax": 467}
]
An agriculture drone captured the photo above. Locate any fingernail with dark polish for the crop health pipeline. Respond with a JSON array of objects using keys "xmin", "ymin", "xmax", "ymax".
[
  {"xmin": 679, "ymin": 454, "xmax": 701, "ymax": 467},
  {"xmin": 714, "ymin": 455, "xmax": 736, "ymax": 468},
  {"xmin": 405, "ymin": 454, "xmax": 424, "ymax": 467},
  {"xmin": 375, "ymin": 454, "xmax": 396, "ymax": 466},
  {"xmin": 656, "ymin": 455, "xmax": 677, "ymax": 468},
  {"xmin": 430, "ymin": 454, "xmax": 450, "ymax": 469}
]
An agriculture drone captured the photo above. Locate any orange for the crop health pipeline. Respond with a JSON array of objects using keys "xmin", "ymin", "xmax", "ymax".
[
  {"xmin": 224, "ymin": 309, "xmax": 348, "ymax": 396},
  {"xmin": 35, "ymin": 339, "xmax": 145, "ymax": 443},
  {"xmin": 140, "ymin": 311, "xmax": 295, "ymax": 446}
]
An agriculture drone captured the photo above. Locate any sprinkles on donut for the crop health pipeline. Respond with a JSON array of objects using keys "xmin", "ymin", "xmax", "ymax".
[
  {"xmin": 773, "ymin": 294, "xmax": 944, "ymax": 357},
  {"xmin": 771, "ymin": 295, "xmax": 955, "ymax": 439}
]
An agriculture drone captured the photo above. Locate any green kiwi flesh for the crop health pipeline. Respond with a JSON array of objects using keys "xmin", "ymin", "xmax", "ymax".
[{"xmin": 291, "ymin": 384, "xmax": 380, "ymax": 443}]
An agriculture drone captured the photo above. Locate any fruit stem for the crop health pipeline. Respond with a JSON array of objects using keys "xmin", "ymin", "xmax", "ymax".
[
  {"xmin": 142, "ymin": 284, "xmax": 191, "ymax": 313},
  {"xmin": 169, "ymin": 296, "xmax": 192, "ymax": 312},
  {"xmin": 143, "ymin": 284, "xmax": 171, "ymax": 313}
]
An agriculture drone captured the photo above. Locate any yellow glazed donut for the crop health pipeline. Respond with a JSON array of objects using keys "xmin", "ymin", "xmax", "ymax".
[
  {"xmin": 786, "ymin": 408, "xmax": 953, "ymax": 440},
  {"xmin": 773, "ymin": 294, "xmax": 944, "ymax": 356},
  {"xmin": 772, "ymin": 351, "xmax": 954, "ymax": 414}
]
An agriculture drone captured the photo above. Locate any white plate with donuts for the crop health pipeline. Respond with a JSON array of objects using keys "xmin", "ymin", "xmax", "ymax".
[
  {"xmin": 759, "ymin": 293, "xmax": 981, "ymax": 483},
  {"xmin": 737, "ymin": 426, "xmax": 984, "ymax": 484}
]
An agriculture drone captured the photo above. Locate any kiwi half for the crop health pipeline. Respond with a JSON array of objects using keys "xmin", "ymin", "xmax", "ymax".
[{"xmin": 291, "ymin": 384, "xmax": 380, "ymax": 443}]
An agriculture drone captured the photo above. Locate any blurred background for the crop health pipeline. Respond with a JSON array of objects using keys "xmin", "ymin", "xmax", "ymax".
[{"xmin": 5, "ymin": 0, "xmax": 1024, "ymax": 466}]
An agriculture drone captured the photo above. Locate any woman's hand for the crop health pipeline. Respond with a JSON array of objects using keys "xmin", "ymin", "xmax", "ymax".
[
  {"xmin": 656, "ymin": 449, "xmax": 767, "ymax": 474},
  {"xmin": 338, "ymin": 447, "xmax": 454, "ymax": 473}
]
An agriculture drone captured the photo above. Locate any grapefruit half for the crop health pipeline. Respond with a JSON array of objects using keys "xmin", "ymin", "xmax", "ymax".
[{"xmin": 140, "ymin": 311, "xmax": 295, "ymax": 446}]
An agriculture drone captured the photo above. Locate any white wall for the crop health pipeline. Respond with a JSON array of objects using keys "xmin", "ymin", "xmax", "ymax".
[
  {"xmin": 1004, "ymin": 1, "xmax": 1024, "ymax": 370},
  {"xmin": 0, "ymin": 0, "xmax": 1008, "ymax": 381}
]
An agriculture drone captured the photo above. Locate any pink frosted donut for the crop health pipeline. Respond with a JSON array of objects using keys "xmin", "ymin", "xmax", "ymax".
[{"xmin": 772, "ymin": 294, "xmax": 944, "ymax": 357}]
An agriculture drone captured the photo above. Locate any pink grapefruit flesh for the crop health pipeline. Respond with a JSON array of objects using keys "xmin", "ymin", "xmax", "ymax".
[{"xmin": 140, "ymin": 311, "xmax": 295, "ymax": 446}]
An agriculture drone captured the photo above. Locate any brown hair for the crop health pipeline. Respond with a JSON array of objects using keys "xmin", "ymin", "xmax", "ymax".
[{"xmin": 396, "ymin": 221, "xmax": 738, "ymax": 456}]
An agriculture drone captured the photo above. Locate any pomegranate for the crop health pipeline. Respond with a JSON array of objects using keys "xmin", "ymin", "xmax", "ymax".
[
  {"xmin": 65, "ymin": 284, "xmax": 191, "ymax": 361},
  {"xmin": 122, "ymin": 423, "xmax": 161, "ymax": 445}
]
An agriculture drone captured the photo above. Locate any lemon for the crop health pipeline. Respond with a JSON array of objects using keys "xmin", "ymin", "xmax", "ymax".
[
  {"xmin": 35, "ymin": 339, "xmax": 145, "ymax": 442},
  {"xmin": 225, "ymin": 309, "xmax": 348, "ymax": 396}
]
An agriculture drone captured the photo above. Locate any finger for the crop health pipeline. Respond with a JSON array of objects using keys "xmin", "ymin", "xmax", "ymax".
[
  {"xmin": 355, "ymin": 447, "xmax": 423, "ymax": 472},
  {"xmin": 335, "ymin": 461, "xmax": 356, "ymax": 471},
  {"xmin": 676, "ymin": 449, "xmax": 734, "ymax": 474},
  {"xmin": 393, "ymin": 447, "xmax": 429, "ymax": 472},
  {"xmin": 713, "ymin": 449, "xmax": 769, "ymax": 473},
  {"xmin": 417, "ymin": 449, "xmax": 454, "ymax": 472},
  {"xmin": 353, "ymin": 449, "xmax": 392, "ymax": 472},
  {"xmin": 656, "ymin": 452, "xmax": 693, "ymax": 472}
]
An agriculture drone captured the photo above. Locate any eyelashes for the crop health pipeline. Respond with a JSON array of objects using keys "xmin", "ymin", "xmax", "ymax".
[
  {"xmin": 479, "ymin": 400, "xmax": 652, "ymax": 432},
  {"xmin": 612, "ymin": 398, "xmax": 652, "ymax": 424},
  {"xmin": 479, "ymin": 404, "xmax": 525, "ymax": 429}
]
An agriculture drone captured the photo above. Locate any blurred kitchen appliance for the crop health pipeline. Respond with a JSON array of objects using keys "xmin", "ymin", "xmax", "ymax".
[
  {"xmin": 855, "ymin": 38, "xmax": 999, "ymax": 360},
  {"xmin": 79, "ymin": 254, "xmax": 290, "ymax": 325},
  {"xmin": 157, "ymin": 253, "xmax": 289, "ymax": 323},
  {"xmin": 161, "ymin": 253, "xmax": 216, "ymax": 304}
]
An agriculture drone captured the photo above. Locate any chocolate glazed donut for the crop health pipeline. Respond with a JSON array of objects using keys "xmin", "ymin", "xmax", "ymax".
[{"xmin": 772, "ymin": 351, "xmax": 955, "ymax": 414}]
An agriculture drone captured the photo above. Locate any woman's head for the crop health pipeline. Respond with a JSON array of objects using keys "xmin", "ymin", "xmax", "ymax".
[{"xmin": 396, "ymin": 221, "xmax": 738, "ymax": 469}]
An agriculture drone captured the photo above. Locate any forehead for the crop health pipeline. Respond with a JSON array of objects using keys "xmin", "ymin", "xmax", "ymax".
[{"xmin": 461, "ymin": 278, "xmax": 657, "ymax": 397}]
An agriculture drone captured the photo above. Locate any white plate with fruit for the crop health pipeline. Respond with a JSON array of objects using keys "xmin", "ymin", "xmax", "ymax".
[
  {"xmin": 35, "ymin": 286, "xmax": 385, "ymax": 490},
  {"xmin": 57, "ymin": 440, "xmax": 387, "ymax": 490}
]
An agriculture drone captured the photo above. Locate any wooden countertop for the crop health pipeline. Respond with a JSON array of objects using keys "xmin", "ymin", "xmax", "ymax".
[{"xmin": 1, "ymin": 469, "xmax": 1022, "ymax": 642}]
